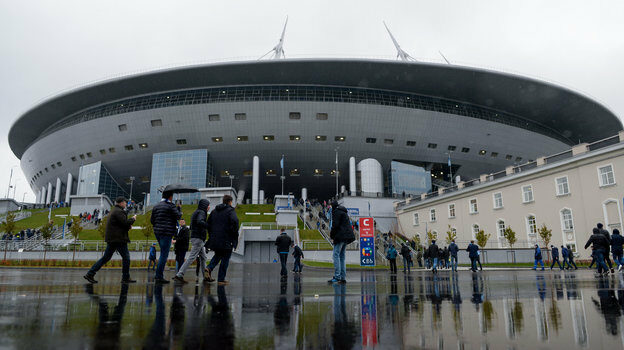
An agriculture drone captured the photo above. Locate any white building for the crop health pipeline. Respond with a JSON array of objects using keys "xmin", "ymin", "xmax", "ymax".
[{"xmin": 395, "ymin": 132, "xmax": 624, "ymax": 259}]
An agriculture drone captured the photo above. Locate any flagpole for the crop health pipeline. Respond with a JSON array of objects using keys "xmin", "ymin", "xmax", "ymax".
[
  {"xmin": 335, "ymin": 148, "xmax": 339, "ymax": 198},
  {"xmin": 447, "ymin": 152, "xmax": 453, "ymax": 185},
  {"xmin": 280, "ymin": 154, "xmax": 285, "ymax": 195}
]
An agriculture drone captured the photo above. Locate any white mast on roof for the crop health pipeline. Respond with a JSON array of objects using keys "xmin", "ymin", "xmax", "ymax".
[
  {"xmin": 259, "ymin": 16, "xmax": 288, "ymax": 60},
  {"xmin": 383, "ymin": 21, "xmax": 416, "ymax": 61}
]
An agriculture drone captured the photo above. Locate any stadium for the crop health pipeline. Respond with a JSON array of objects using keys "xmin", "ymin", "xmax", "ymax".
[{"xmin": 8, "ymin": 58, "xmax": 622, "ymax": 205}]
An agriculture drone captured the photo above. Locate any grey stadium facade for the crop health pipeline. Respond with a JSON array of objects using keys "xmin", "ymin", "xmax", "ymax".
[{"xmin": 9, "ymin": 58, "xmax": 622, "ymax": 203}]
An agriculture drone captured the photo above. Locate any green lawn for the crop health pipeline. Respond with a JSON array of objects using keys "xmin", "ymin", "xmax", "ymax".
[
  {"xmin": 11, "ymin": 207, "xmax": 71, "ymax": 231},
  {"xmin": 299, "ymin": 229, "xmax": 323, "ymax": 240}
]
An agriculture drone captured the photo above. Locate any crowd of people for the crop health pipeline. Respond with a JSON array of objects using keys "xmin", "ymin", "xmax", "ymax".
[
  {"xmin": 78, "ymin": 208, "xmax": 109, "ymax": 225},
  {"xmin": 583, "ymin": 223, "xmax": 624, "ymax": 276},
  {"xmin": 2, "ymin": 228, "xmax": 42, "ymax": 241}
]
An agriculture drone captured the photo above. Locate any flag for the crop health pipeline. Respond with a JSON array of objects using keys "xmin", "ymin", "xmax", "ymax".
[{"xmin": 280, "ymin": 155, "xmax": 284, "ymax": 169}]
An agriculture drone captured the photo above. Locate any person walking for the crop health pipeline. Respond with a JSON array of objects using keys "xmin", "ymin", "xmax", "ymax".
[
  {"xmin": 561, "ymin": 245, "xmax": 572, "ymax": 270},
  {"xmin": 427, "ymin": 240, "xmax": 440, "ymax": 273},
  {"xmin": 466, "ymin": 240, "xmax": 479, "ymax": 272},
  {"xmin": 173, "ymin": 219, "xmax": 190, "ymax": 273},
  {"xmin": 565, "ymin": 245, "xmax": 578, "ymax": 270},
  {"xmin": 416, "ymin": 248, "xmax": 423, "ymax": 268},
  {"xmin": 550, "ymin": 245, "xmax": 563, "ymax": 270},
  {"xmin": 292, "ymin": 244, "xmax": 304, "ymax": 273},
  {"xmin": 327, "ymin": 201, "xmax": 355, "ymax": 284},
  {"xmin": 148, "ymin": 243, "xmax": 157, "ymax": 271},
  {"xmin": 84, "ymin": 197, "xmax": 136, "ymax": 284},
  {"xmin": 533, "ymin": 244, "xmax": 545, "ymax": 270},
  {"xmin": 585, "ymin": 227, "xmax": 611, "ymax": 275},
  {"xmin": 275, "ymin": 229, "xmax": 293, "ymax": 278},
  {"xmin": 387, "ymin": 244, "xmax": 398, "ymax": 273},
  {"xmin": 206, "ymin": 195, "xmax": 239, "ymax": 285},
  {"xmin": 598, "ymin": 223, "xmax": 615, "ymax": 273},
  {"xmin": 151, "ymin": 191, "xmax": 183, "ymax": 284},
  {"xmin": 173, "ymin": 200, "xmax": 210, "ymax": 283},
  {"xmin": 400, "ymin": 243, "xmax": 412, "ymax": 273},
  {"xmin": 449, "ymin": 240, "xmax": 459, "ymax": 272},
  {"xmin": 611, "ymin": 228, "xmax": 624, "ymax": 271}
]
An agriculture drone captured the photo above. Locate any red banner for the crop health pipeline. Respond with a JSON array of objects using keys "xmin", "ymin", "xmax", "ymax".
[{"xmin": 359, "ymin": 217, "xmax": 374, "ymax": 238}]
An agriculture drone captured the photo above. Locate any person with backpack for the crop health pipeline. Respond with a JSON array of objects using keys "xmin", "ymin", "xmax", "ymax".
[
  {"xmin": 533, "ymin": 244, "xmax": 544, "ymax": 271},
  {"xmin": 292, "ymin": 244, "xmax": 304, "ymax": 273},
  {"xmin": 550, "ymin": 245, "xmax": 563, "ymax": 270},
  {"xmin": 327, "ymin": 201, "xmax": 355, "ymax": 284},
  {"xmin": 449, "ymin": 240, "xmax": 459, "ymax": 272},
  {"xmin": 386, "ymin": 244, "xmax": 398, "ymax": 273},
  {"xmin": 275, "ymin": 228, "xmax": 293, "ymax": 278},
  {"xmin": 565, "ymin": 245, "xmax": 578, "ymax": 270},
  {"xmin": 611, "ymin": 228, "xmax": 624, "ymax": 271},
  {"xmin": 399, "ymin": 243, "xmax": 412, "ymax": 273},
  {"xmin": 427, "ymin": 240, "xmax": 440, "ymax": 273}
]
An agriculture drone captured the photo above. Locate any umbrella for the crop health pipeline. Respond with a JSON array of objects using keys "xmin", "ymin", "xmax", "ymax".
[{"xmin": 160, "ymin": 184, "xmax": 199, "ymax": 194}]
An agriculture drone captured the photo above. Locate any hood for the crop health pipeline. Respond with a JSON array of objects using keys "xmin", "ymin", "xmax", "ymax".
[
  {"xmin": 214, "ymin": 203, "xmax": 232, "ymax": 211},
  {"xmin": 335, "ymin": 205, "xmax": 348, "ymax": 214},
  {"xmin": 593, "ymin": 228, "xmax": 600, "ymax": 235},
  {"xmin": 197, "ymin": 199, "xmax": 210, "ymax": 211}
]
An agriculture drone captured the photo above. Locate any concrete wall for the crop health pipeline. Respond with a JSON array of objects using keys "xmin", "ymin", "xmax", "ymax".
[
  {"xmin": 339, "ymin": 196, "xmax": 398, "ymax": 232},
  {"xmin": 70, "ymin": 195, "xmax": 113, "ymax": 216},
  {"xmin": 0, "ymin": 199, "xmax": 20, "ymax": 215}
]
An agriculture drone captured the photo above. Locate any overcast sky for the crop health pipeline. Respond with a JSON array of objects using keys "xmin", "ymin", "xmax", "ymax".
[{"xmin": 1, "ymin": 0, "xmax": 623, "ymax": 202}]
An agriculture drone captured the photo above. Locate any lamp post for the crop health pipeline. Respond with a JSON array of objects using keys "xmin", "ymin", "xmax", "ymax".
[
  {"xmin": 6, "ymin": 166, "xmax": 17, "ymax": 198},
  {"xmin": 445, "ymin": 151, "xmax": 454, "ymax": 185},
  {"xmin": 229, "ymin": 175, "xmax": 235, "ymax": 188},
  {"xmin": 129, "ymin": 176, "xmax": 135, "ymax": 203},
  {"xmin": 334, "ymin": 148, "xmax": 339, "ymax": 198},
  {"xmin": 141, "ymin": 192, "xmax": 147, "ymax": 215}
]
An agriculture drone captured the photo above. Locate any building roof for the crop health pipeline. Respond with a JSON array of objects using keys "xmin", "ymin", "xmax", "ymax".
[{"xmin": 9, "ymin": 58, "xmax": 621, "ymax": 158}]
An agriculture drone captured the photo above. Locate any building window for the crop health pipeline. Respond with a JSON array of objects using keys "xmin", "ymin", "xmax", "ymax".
[
  {"xmin": 124, "ymin": 145, "xmax": 133, "ymax": 151},
  {"xmin": 384, "ymin": 139, "xmax": 394, "ymax": 145},
  {"xmin": 366, "ymin": 138, "xmax": 377, "ymax": 144},
  {"xmin": 139, "ymin": 143, "xmax": 148, "ymax": 149},
  {"xmin": 478, "ymin": 150, "xmax": 486, "ymax": 155},
  {"xmin": 472, "ymin": 224, "xmax": 480, "ymax": 238},
  {"xmin": 265, "ymin": 169, "xmax": 276, "ymax": 176},
  {"xmin": 151, "ymin": 119, "xmax": 162, "ymax": 127},
  {"xmin": 527, "ymin": 215, "xmax": 537, "ymax": 235},
  {"xmin": 461, "ymin": 147, "xmax": 470, "ymax": 153},
  {"xmin": 212, "ymin": 137, "xmax": 223, "ymax": 143},
  {"xmin": 448, "ymin": 204, "xmax": 455, "ymax": 218},
  {"xmin": 108, "ymin": 147, "xmax": 116, "ymax": 153},
  {"xmin": 263, "ymin": 135, "xmax": 274, "ymax": 141},
  {"xmin": 598, "ymin": 164, "xmax": 615, "ymax": 186},
  {"xmin": 51, "ymin": 164, "xmax": 56, "ymax": 169},
  {"xmin": 515, "ymin": 157, "xmax": 522, "ymax": 162},
  {"xmin": 430, "ymin": 208, "xmax": 436, "ymax": 222},
  {"xmin": 406, "ymin": 141, "xmax": 416, "ymax": 147},
  {"xmin": 506, "ymin": 154, "xmax": 513, "ymax": 160},
  {"xmin": 413, "ymin": 213, "xmax": 419, "ymax": 226},
  {"xmin": 315, "ymin": 135, "xmax": 327, "ymax": 141},
  {"xmin": 313, "ymin": 169, "xmax": 323, "ymax": 176},
  {"xmin": 427, "ymin": 143, "xmax": 437, "ymax": 149},
  {"xmin": 289, "ymin": 135, "xmax": 301, "ymax": 141},
  {"xmin": 289, "ymin": 112, "xmax": 301, "ymax": 120},
  {"xmin": 71, "ymin": 156, "xmax": 77, "ymax": 162},
  {"xmin": 79, "ymin": 154, "xmax": 85, "ymax": 159},
  {"xmin": 176, "ymin": 139, "xmax": 187, "ymax": 145},
  {"xmin": 491, "ymin": 152, "xmax": 498, "ymax": 158},
  {"xmin": 290, "ymin": 169, "xmax": 300, "ymax": 176},
  {"xmin": 316, "ymin": 113, "xmax": 328, "ymax": 120},
  {"xmin": 493, "ymin": 192, "xmax": 503, "ymax": 209},
  {"xmin": 522, "ymin": 185, "xmax": 534, "ymax": 203},
  {"xmin": 561, "ymin": 208, "xmax": 574, "ymax": 231},
  {"xmin": 555, "ymin": 176, "xmax": 570, "ymax": 196},
  {"xmin": 469, "ymin": 198, "xmax": 478, "ymax": 214},
  {"xmin": 118, "ymin": 124, "xmax": 127, "ymax": 131},
  {"xmin": 208, "ymin": 114, "xmax": 220, "ymax": 121},
  {"xmin": 335, "ymin": 136, "xmax": 346, "ymax": 142},
  {"xmin": 99, "ymin": 149, "xmax": 106, "ymax": 155},
  {"xmin": 220, "ymin": 170, "xmax": 231, "ymax": 177},
  {"xmin": 236, "ymin": 136, "xmax": 248, "ymax": 142},
  {"xmin": 447, "ymin": 145, "xmax": 457, "ymax": 151},
  {"xmin": 234, "ymin": 113, "xmax": 247, "ymax": 120},
  {"xmin": 86, "ymin": 152, "xmax": 93, "ymax": 158},
  {"xmin": 243, "ymin": 170, "xmax": 253, "ymax": 177},
  {"xmin": 497, "ymin": 219, "xmax": 506, "ymax": 237}
]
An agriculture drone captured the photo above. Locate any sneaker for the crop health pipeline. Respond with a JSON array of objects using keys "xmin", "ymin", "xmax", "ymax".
[
  {"xmin": 205, "ymin": 268, "xmax": 214, "ymax": 282},
  {"xmin": 328, "ymin": 278, "xmax": 340, "ymax": 283},
  {"xmin": 121, "ymin": 278, "xmax": 137, "ymax": 284},
  {"xmin": 84, "ymin": 274, "xmax": 98, "ymax": 284},
  {"xmin": 155, "ymin": 278, "xmax": 170, "ymax": 284},
  {"xmin": 217, "ymin": 280, "xmax": 229, "ymax": 286},
  {"xmin": 172, "ymin": 276, "xmax": 187, "ymax": 284}
]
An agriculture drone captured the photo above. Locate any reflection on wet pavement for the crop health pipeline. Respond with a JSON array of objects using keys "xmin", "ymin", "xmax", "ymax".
[{"xmin": 1, "ymin": 265, "xmax": 624, "ymax": 349}]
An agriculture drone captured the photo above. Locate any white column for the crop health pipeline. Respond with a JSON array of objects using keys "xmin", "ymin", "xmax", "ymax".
[
  {"xmin": 301, "ymin": 188, "xmax": 307, "ymax": 202},
  {"xmin": 54, "ymin": 177, "xmax": 62, "ymax": 203},
  {"xmin": 46, "ymin": 182, "xmax": 52, "ymax": 205},
  {"xmin": 40, "ymin": 186, "xmax": 46, "ymax": 204},
  {"xmin": 258, "ymin": 190, "xmax": 265, "ymax": 204},
  {"xmin": 65, "ymin": 173, "xmax": 73, "ymax": 204},
  {"xmin": 349, "ymin": 156, "xmax": 356, "ymax": 194},
  {"xmin": 252, "ymin": 155, "xmax": 259, "ymax": 204},
  {"xmin": 356, "ymin": 159, "xmax": 383, "ymax": 194},
  {"xmin": 340, "ymin": 185, "xmax": 346, "ymax": 193},
  {"xmin": 237, "ymin": 190, "xmax": 245, "ymax": 205},
  {"xmin": 35, "ymin": 190, "xmax": 40, "ymax": 204}
]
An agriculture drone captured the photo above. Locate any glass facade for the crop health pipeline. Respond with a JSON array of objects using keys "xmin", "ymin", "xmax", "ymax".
[
  {"xmin": 149, "ymin": 149, "xmax": 215, "ymax": 205},
  {"xmin": 388, "ymin": 161, "xmax": 431, "ymax": 197},
  {"xmin": 76, "ymin": 161, "xmax": 128, "ymax": 200}
]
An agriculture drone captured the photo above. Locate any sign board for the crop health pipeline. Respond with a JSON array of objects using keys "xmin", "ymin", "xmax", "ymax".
[
  {"xmin": 359, "ymin": 217, "xmax": 375, "ymax": 266},
  {"xmin": 347, "ymin": 208, "xmax": 360, "ymax": 216}
]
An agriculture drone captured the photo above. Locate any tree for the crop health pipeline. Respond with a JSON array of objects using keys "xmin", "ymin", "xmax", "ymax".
[
  {"xmin": 40, "ymin": 221, "xmax": 55, "ymax": 262},
  {"xmin": 445, "ymin": 225, "xmax": 457, "ymax": 245},
  {"xmin": 426, "ymin": 230, "xmax": 437, "ymax": 245},
  {"xmin": 475, "ymin": 229, "xmax": 491, "ymax": 249},
  {"xmin": 413, "ymin": 234, "xmax": 421, "ymax": 249},
  {"xmin": 503, "ymin": 226, "xmax": 517, "ymax": 249},
  {"xmin": 97, "ymin": 216, "xmax": 108, "ymax": 240},
  {"xmin": 1, "ymin": 212, "xmax": 16, "ymax": 261},
  {"xmin": 142, "ymin": 212, "xmax": 154, "ymax": 260},
  {"xmin": 538, "ymin": 224, "xmax": 553, "ymax": 262},
  {"xmin": 69, "ymin": 216, "xmax": 83, "ymax": 264}
]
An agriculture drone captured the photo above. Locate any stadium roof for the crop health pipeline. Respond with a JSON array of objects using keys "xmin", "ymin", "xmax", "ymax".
[{"xmin": 9, "ymin": 58, "xmax": 621, "ymax": 158}]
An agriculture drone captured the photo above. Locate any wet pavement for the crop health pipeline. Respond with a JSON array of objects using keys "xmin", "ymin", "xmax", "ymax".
[{"xmin": 1, "ymin": 265, "xmax": 624, "ymax": 349}]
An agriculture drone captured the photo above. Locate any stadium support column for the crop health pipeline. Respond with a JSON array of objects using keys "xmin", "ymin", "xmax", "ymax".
[
  {"xmin": 301, "ymin": 188, "xmax": 307, "ymax": 202},
  {"xmin": 54, "ymin": 177, "xmax": 61, "ymax": 204},
  {"xmin": 46, "ymin": 182, "xmax": 52, "ymax": 205},
  {"xmin": 252, "ymin": 155, "xmax": 259, "ymax": 204},
  {"xmin": 40, "ymin": 186, "xmax": 46, "ymax": 205},
  {"xmin": 237, "ymin": 190, "xmax": 245, "ymax": 205},
  {"xmin": 35, "ymin": 190, "xmax": 40, "ymax": 204},
  {"xmin": 349, "ymin": 156, "xmax": 356, "ymax": 195},
  {"xmin": 65, "ymin": 173, "xmax": 73, "ymax": 204},
  {"xmin": 259, "ymin": 190, "xmax": 265, "ymax": 204}
]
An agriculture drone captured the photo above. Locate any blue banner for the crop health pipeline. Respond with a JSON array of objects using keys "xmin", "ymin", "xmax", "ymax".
[
  {"xmin": 360, "ymin": 236, "xmax": 375, "ymax": 266},
  {"xmin": 347, "ymin": 208, "xmax": 359, "ymax": 216}
]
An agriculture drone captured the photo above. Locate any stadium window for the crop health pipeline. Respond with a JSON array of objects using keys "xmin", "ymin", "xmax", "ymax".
[
  {"xmin": 313, "ymin": 169, "xmax": 324, "ymax": 176},
  {"xmin": 176, "ymin": 139, "xmax": 187, "ymax": 145},
  {"xmin": 139, "ymin": 143, "xmax": 148, "ymax": 149},
  {"xmin": 289, "ymin": 135, "xmax": 301, "ymax": 141},
  {"xmin": 150, "ymin": 119, "xmax": 162, "ymax": 127},
  {"xmin": 491, "ymin": 152, "xmax": 498, "ymax": 158},
  {"xmin": 56, "ymin": 162, "xmax": 62, "ymax": 167},
  {"xmin": 45, "ymin": 168, "xmax": 48, "ymax": 172},
  {"xmin": 506, "ymin": 154, "xmax": 513, "ymax": 160},
  {"xmin": 86, "ymin": 152, "xmax": 93, "ymax": 158},
  {"xmin": 515, "ymin": 157, "xmax": 522, "ymax": 162},
  {"xmin": 99, "ymin": 149, "xmax": 106, "ymax": 155},
  {"xmin": 124, "ymin": 145, "xmax": 133, "ymax": 151},
  {"xmin": 237, "ymin": 136, "xmax": 248, "ymax": 142},
  {"xmin": 316, "ymin": 113, "xmax": 328, "ymax": 120},
  {"xmin": 79, "ymin": 154, "xmax": 85, "ymax": 160},
  {"xmin": 315, "ymin": 135, "xmax": 327, "ymax": 141},
  {"xmin": 265, "ymin": 169, "xmax": 276, "ymax": 176},
  {"xmin": 263, "ymin": 135, "xmax": 275, "ymax": 141},
  {"xmin": 243, "ymin": 170, "xmax": 253, "ymax": 177},
  {"xmin": 108, "ymin": 147, "xmax": 116, "ymax": 153},
  {"xmin": 448, "ymin": 145, "xmax": 456, "ymax": 151},
  {"xmin": 71, "ymin": 156, "xmax": 77, "ymax": 162},
  {"xmin": 478, "ymin": 150, "xmax": 486, "ymax": 155},
  {"xmin": 118, "ymin": 124, "xmax": 127, "ymax": 131},
  {"xmin": 220, "ymin": 170, "xmax": 231, "ymax": 177},
  {"xmin": 208, "ymin": 114, "xmax": 220, "ymax": 121},
  {"xmin": 234, "ymin": 113, "xmax": 247, "ymax": 120},
  {"xmin": 212, "ymin": 137, "xmax": 223, "ymax": 143},
  {"xmin": 51, "ymin": 164, "xmax": 55, "ymax": 169},
  {"xmin": 140, "ymin": 176, "xmax": 150, "ymax": 183},
  {"xmin": 290, "ymin": 169, "xmax": 300, "ymax": 176},
  {"xmin": 366, "ymin": 138, "xmax": 377, "ymax": 144},
  {"xmin": 289, "ymin": 112, "xmax": 301, "ymax": 120},
  {"xmin": 461, "ymin": 147, "xmax": 470, "ymax": 153},
  {"xmin": 335, "ymin": 136, "xmax": 346, "ymax": 142},
  {"xmin": 427, "ymin": 143, "xmax": 437, "ymax": 149},
  {"xmin": 384, "ymin": 139, "xmax": 394, "ymax": 145},
  {"xmin": 406, "ymin": 141, "xmax": 416, "ymax": 147}
]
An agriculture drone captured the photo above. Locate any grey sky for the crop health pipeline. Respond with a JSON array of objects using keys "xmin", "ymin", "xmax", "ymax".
[{"xmin": 1, "ymin": 0, "xmax": 623, "ymax": 202}]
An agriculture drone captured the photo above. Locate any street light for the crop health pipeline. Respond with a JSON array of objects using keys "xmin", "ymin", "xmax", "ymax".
[
  {"xmin": 6, "ymin": 165, "xmax": 18, "ymax": 199},
  {"xmin": 229, "ymin": 175, "xmax": 235, "ymax": 188},
  {"xmin": 129, "ymin": 176, "xmax": 135, "ymax": 203}
]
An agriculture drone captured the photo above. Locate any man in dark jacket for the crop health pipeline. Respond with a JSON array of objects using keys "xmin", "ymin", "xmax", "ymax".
[
  {"xmin": 292, "ymin": 244, "xmax": 304, "ymax": 273},
  {"xmin": 427, "ymin": 240, "xmax": 440, "ymax": 273},
  {"xmin": 151, "ymin": 191, "xmax": 183, "ymax": 284},
  {"xmin": 174, "ymin": 199, "xmax": 210, "ymax": 283},
  {"xmin": 173, "ymin": 219, "xmax": 190, "ymax": 273},
  {"xmin": 585, "ymin": 227, "xmax": 611, "ymax": 274},
  {"xmin": 275, "ymin": 229, "xmax": 293, "ymax": 278},
  {"xmin": 449, "ymin": 240, "xmax": 459, "ymax": 272},
  {"xmin": 550, "ymin": 245, "xmax": 563, "ymax": 270},
  {"xmin": 84, "ymin": 197, "xmax": 136, "ymax": 284},
  {"xmin": 611, "ymin": 228, "xmax": 624, "ymax": 271},
  {"xmin": 533, "ymin": 244, "xmax": 544, "ymax": 270},
  {"xmin": 206, "ymin": 195, "xmax": 239, "ymax": 285},
  {"xmin": 466, "ymin": 241, "xmax": 479, "ymax": 272},
  {"xmin": 565, "ymin": 244, "xmax": 578, "ymax": 270},
  {"xmin": 148, "ymin": 243, "xmax": 157, "ymax": 271},
  {"xmin": 400, "ymin": 244, "xmax": 412, "ymax": 273},
  {"xmin": 328, "ymin": 201, "xmax": 355, "ymax": 284},
  {"xmin": 598, "ymin": 223, "xmax": 615, "ymax": 273}
]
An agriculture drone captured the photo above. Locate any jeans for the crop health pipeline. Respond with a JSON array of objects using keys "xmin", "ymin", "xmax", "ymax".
[
  {"xmin": 148, "ymin": 259, "xmax": 157, "ymax": 271},
  {"xmin": 432, "ymin": 257, "xmax": 438, "ymax": 272},
  {"xmin": 293, "ymin": 257, "xmax": 302, "ymax": 272},
  {"xmin": 332, "ymin": 242, "xmax": 347, "ymax": 280},
  {"xmin": 568, "ymin": 257, "xmax": 578, "ymax": 269},
  {"xmin": 176, "ymin": 238, "xmax": 207, "ymax": 279},
  {"xmin": 533, "ymin": 258, "xmax": 544, "ymax": 270},
  {"xmin": 550, "ymin": 257, "xmax": 563, "ymax": 270},
  {"xmin": 155, "ymin": 235, "xmax": 172, "ymax": 280},
  {"xmin": 469, "ymin": 257, "xmax": 477, "ymax": 271},
  {"xmin": 208, "ymin": 248, "xmax": 232, "ymax": 282},
  {"xmin": 613, "ymin": 252, "xmax": 624, "ymax": 267},
  {"xmin": 450, "ymin": 255, "xmax": 458, "ymax": 271},
  {"xmin": 389, "ymin": 258, "xmax": 397, "ymax": 273},
  {"xmin": 88, "ymin": 242, "xmax": 131, "ymax": 279},
  {"xmin": 279, "ymin": 252, "xmax": 288, "ymax": 276},
  {"xmin": 175, "ymin": 251, "xmax": 186, "ymax": 273},
  {"xmin": 402, "ymin": 257, "xmax": 411, "ymax": 272},
  {"xmin": 593, "ymin": 249, "xmax": 609, "ymax": 273}
]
